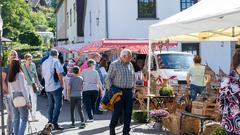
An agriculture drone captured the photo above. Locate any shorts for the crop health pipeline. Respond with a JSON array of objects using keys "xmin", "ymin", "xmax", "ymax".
[{"xmin": 190, "ymin": 84, "xmax": 205, "ymax": 101}]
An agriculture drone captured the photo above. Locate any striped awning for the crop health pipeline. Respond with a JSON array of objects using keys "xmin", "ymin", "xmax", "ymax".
[
  {"xmin": 78, "ymin": 38, "xmax": 177, "ymax": 54},
  {"xmin": 55, "ymin": 43, "xmax": 85, "ymax": 53}
]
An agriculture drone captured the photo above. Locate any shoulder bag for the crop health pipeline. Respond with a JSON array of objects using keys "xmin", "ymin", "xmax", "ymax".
[
  {"xmin": 24, "ymin": 64, "xmax": 39, "ymax": 93},
  {"xmin": 13, "ymin": 74, "xmax": 27, "ymax": 108},
  {"xmin": 51, "ymin": 60, "xmax": 59, "ymax": 83},
  {"xmin": 13, "ymin": 96, "xmax": 27, "ymax": 108}
]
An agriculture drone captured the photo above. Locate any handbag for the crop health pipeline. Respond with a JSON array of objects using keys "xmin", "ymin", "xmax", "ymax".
[
  {"xmin": 51, "ymin": 60, "xmax": 59, "ymax": 83},
  {"xmin": 53, "ymin": 68, "xmax": 59, "ymax": 82},
  {"xmin": 24, "ymin": 64, "xmax": 39, "ymax": 93},
  {"xmin": 13, "ymin": 96, "xmax": 27, "ymax": 108},
  {"xmin": 32, "ymin": 83, "xmax": 38, "ymax": 93}
]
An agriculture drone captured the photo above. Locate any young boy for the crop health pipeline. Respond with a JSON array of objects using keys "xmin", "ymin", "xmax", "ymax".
[{"xmin": 68, "ymin": 66, "xmax": 86, "ymax": 128}]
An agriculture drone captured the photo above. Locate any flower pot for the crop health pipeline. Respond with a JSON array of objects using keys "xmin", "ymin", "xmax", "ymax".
[{"xmin": 153, "ymin": 120, "xmax": 163, "ymax": 131}]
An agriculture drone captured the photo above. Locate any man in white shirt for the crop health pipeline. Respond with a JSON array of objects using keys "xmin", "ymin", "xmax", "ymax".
[{"xmin": 42, "ymin": 49, "xmax": 64, "ymax": 130}]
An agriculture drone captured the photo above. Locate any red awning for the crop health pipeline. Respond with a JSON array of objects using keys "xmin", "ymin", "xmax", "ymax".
[
  {"xmin": 78, "ymin": 38, "xmax": 177, "ymax": 54},
  {"xmin": 55, "ymin": 43, "xmax": 85, "ymax": 53}
]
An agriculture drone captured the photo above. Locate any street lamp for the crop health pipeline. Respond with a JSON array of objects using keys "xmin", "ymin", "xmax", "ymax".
[{"xmin": 0, "ymin": 4, "xmax": 5, "ymax": 135}]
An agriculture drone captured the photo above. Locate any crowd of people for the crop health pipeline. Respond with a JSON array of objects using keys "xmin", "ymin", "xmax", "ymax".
[
  {"xmin": 0, "ymin": 47, "xmax": 239, "ymax": 135},
  {"xmin": 0, "ymin": 48, "xmax": 135, "ymax": 135}
]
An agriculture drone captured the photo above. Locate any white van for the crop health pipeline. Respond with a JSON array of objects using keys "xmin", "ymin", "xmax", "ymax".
[{"xmin": 145, "ymin": 51, "xmax": 194, "ymax": 84}]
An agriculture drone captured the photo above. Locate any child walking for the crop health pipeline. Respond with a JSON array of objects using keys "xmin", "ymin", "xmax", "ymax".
[{"xmin": 68, "ymin": 66, "xmax": 86, "ymax": 129}]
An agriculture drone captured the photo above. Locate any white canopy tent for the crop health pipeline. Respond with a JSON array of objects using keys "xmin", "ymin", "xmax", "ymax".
[
  {"xmin": 149, "ymin": 0, "xmax": 240, "ymax": 42},
  {"xmin": 146, "ymin": 0, "xmax": 240, "ymax": 116}
]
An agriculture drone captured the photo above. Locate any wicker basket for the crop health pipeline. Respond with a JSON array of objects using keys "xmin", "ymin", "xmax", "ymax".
[
  {"xmin": 182, "ymin": 116, "xmax": 201, "ymax": 134},
  {"xmin": 203, "ymin": 122, "xmax": 221, "ymax": 135},
  {"xmin": 163, "ymin": 113, "xmax": 200, "ymax": 135},
  {"xmin": 192, "ymin": 101, "xmax": 216, "ymax": 116},
  {"xmin": 162, "ymin": 113, "xmax": 180, "ymax": 135}
]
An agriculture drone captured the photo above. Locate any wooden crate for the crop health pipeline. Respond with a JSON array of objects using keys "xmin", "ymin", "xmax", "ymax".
[{"xmin": 192, "ymin": 101, "xmax": 216, "ymax": 116}]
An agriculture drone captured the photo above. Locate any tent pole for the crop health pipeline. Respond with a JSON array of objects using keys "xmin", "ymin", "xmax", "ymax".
[{"xmin": 147, "ymin": 39, "xmax": 152, "ymax": 120}]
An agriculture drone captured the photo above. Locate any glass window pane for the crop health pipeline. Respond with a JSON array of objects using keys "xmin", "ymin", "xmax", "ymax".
[{"xmin": 138, "ymin": 0, "xmax": 156, "ymax": 18}]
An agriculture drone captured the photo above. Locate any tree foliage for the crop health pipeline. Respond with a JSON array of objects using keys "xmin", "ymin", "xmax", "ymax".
[
  {"xmin": 0, "ymin": 0, "xmax": 55, "ymax": 42},
  {"xmin": 38, "ymin": 6, "xmax": 56, "ymax": 33},
  {"xmin": 19, "ymin": 31, "xmax": 43, "ymax": 46},
  {"xmin": 1, "ymin": 0, "xmax": 34, "ymax": 40}
]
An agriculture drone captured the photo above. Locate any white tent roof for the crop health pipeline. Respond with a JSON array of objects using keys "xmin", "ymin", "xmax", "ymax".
[{"xmin": 149, "ymin": 0, "xmax": 240, "ymax": 41}]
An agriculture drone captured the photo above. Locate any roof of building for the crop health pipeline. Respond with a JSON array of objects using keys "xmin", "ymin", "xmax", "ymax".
[{"xmin": 32, "ymin": 0, "xmax": 47, "ymax": 8}]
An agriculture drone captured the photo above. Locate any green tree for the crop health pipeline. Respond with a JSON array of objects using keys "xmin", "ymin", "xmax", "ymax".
[
  {"xmin": 0, "ymin": 0, "xmax": 55, "ymax": 41},
  {"xmin": 31, "ymin": 10, "xmax": 48, "ymax": 31},
  {"xmin": 1, "ymin": 0, "xmax": 34, "ymax": 40},
  {"xmin": 19, "ymin": 31, "xmax": 42, "ymax": 46},
  {"xmin": 38, "ymin": 6, "xmax": 56, "ymax": 33}
]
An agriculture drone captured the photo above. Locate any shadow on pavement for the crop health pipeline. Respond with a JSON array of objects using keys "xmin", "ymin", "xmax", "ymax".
[
  {"xmin": 132, "ymin": 125, "xmax": 174, "ymax": 135},
  {"xmin": 52, "ymin": 124, "xmax": 82, "ymax": 134},
  {"xmin": 37, "ymin": 95, "xmax": 112, "ymax": 123},
  {"xmin": 77, "ymin": 126, "xmax": 109, "ymax": 135}
]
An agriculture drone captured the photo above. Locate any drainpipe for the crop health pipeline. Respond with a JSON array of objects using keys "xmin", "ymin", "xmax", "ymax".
[{"xmin": 105, "ymin": 0, "xmax": 109, "ymax": 38}]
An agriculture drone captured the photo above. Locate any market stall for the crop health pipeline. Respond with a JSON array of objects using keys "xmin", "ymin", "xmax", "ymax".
[
  {"xmin": 55, "ymin": 43, "xmax": 85, "ymax": 53},
  {"xmin": 78, "ymin": 38, "xmax": 176, "ymax": 54},
  {"xmin": 148, "ymin": 0, "xmax": 240, "ymax": 134}
]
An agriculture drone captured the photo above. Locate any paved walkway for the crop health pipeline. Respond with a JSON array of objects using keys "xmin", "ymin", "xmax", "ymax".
[{"xmin": 1, "ymin": 95, "xmax": 174, "ymax": 135}]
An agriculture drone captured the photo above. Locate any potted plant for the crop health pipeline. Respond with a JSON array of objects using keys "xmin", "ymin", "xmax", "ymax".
[
  {"xmin": 212, "ymin": 127, "xmax": 227, "ymax": 135},
  {"xmin": 150, "ymin": 109, "xmax": 169, "ymax": 130},
  {"xmin": 132, "ymin": 110, "xmax": 148, "ymax": 123},
  {"xmin": 159, "ymin": 86, "xmax": 173, "ymax": 96}
]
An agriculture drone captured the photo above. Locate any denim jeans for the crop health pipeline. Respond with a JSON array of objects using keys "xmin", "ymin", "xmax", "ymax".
[
  {"xmin": 190, "ymin": 84, "xmax": 205, "ymax": 101},
  {"xmin": 70, "ymin": 96, "xmax": 85, "ymax": 124},
  {"xmin": 46, "ymin": 87, "xmax": 63, "ymax": 125},
  {"xmin": 110, "ymin": 88, "xmax": 133, "ymax": 134},
  {"xmin": 3, "ymin": 95, "xmax": 13, "ymax": 134},
  {"xmin": 83, "ymin": 90, "xmax": 98, "ymax": 120},
  {"xmin": 12, "ymin": 92, "xmax": 29, "ymax": 135},
  {"xmin": 95, "ymin": 92, "xmax": 102, "ymax": 112}
]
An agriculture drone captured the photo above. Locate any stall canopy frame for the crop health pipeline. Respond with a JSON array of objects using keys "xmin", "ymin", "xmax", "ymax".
[
  {"xmin": 147, "ymin": 0, "xmax": 240, "ymax": 118},
  {"xmin": 149, "ymin": 0, "xmax": 240, "ymax": 42}
]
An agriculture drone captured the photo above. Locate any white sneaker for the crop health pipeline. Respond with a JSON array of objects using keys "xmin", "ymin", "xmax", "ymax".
[{"xmin": 87, "ymin": 119, "xmax": 94, "ymax": 122}]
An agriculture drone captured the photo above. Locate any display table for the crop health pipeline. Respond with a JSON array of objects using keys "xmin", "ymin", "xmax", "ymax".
[{"xmin": 145, "ymin": 94, "xmax": 175, "ymax": 109}]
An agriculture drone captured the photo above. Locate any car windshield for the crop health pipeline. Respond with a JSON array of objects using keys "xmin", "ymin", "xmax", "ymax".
[{"xmin": 157, "ymin": 54, "xmax": 193, "ymax": 69}]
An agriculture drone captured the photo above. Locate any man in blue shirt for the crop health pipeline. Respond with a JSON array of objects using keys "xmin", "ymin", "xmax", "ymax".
[{"xmin": 42, "ymin": 49, "xmax": 64, "ymax": 130}]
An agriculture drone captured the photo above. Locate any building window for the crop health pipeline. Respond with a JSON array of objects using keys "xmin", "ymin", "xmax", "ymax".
[
  {"xmin": 73, "ymin": 3, "xmax": 76, "ymax": 22},
  {"xmin": 180, "ymin": 0, "xmax": 198, "ymax": 11},
  {"xmin": 138, "ymin": 0, "xmax": 156, "ymax": 18},
  {"xmin": 182, "ymin": 43, "xmax": 200, "ymax": 55},
  {"xmin": 66, "ymin": 12, "xmax": 69, "ymax": 29},
  {"xmin": 70, "ymin": 9, "xmax": 72, "ymax": 26}
]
